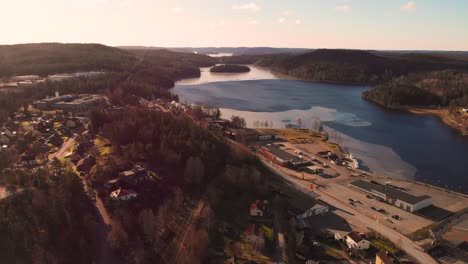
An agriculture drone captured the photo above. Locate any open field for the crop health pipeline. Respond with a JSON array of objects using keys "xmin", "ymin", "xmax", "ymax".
[{"xmin": 256, "ymin": 128, "xmax": 343, "ymax": 155}]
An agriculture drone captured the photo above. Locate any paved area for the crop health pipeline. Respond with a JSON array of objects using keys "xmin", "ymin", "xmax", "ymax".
[{"xmin": 262, "ymin": 160, "xmax": 439, "ymax": 264}]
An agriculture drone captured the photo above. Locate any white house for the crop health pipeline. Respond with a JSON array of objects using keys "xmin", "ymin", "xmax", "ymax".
[
  {"xmin": 250, "ymin": 200, "xmax": 268, "ymax": 216},
  {"xmin": 346, "ymin": 231, "xmax": 370, "ymax": 250},
  {"xmin": 0, "ymin": 133, "xmax": 9, "ymax": 144},
  {"xmin": 297, "ymin": 204, "xmax": 329, "ymax": 220},
  {"xmin": 66, "ymin": 119, "xmax": 77, "ymax": 128},
  {"xmin": 110, "ymin": 188, "xmax": 138, "ymax": 201}
]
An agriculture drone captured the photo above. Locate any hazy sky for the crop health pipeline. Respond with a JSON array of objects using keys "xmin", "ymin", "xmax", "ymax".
[{"xmin": 1, "ymin": 0, "xmax": 467, "ymax": 50}]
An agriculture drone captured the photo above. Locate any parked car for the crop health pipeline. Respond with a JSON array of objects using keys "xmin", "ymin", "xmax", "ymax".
[
  {"xmin": 312, "ymin": 241, "xmax": 321, "ymax": 247},
  {"xmin": 378, "ymin": 209, "xmax": 388, "ymax": 214},
  {"xmin": 366, "ymin": 195, "xmax": 373, "ymax": 199},
  {"xmin": 392, "ymin": 215, "xmax": 401, "ymax": 220},
  {"xmin": 349, "ymin": 201, "xmax": 356, "ymax": 206},
  {"xmin": 348, "ymin": 198, "xmax": 355, "ymax": 202},
  {"xmin": 371, "ymin": 206, "xmax": 377, "ymax": 211}
]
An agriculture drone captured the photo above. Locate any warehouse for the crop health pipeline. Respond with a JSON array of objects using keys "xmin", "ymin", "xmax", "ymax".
[
  {"xmin": 349, "ymin": 180, "xmax": 432, "ymax": 213},
  {"xmin": 260, "ymin": 144, "xmax": 309, "ymax": 167}
]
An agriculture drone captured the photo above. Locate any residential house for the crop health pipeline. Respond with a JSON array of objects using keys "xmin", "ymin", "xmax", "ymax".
[
  {"xmin": 0, "ymin": 145, "xmax": 8, "ymax": 152},
  {"xmin": 20, "ymin": 152, "xmax": 37, "ymax": 166},
  {"xmin": 297, "ymin": 204, "xmax": 329, "ymax": 220},
  {"xmin": 346, "ymin": 231, "xmax": 370, "ymax": 250},
  {"xmin": 48, "ymin": 133, "xmax": 64, "ymax": 147},
  {"xmin": 69, "ymin": 152, "xmax": 82, "ymax": 165},
  {"xmin": 110, "ymin": 188, "xmax": 138, "ymax": 200},
  {"xmin": 0, "ymin": 133, "xmax": 10, "ymax": 144},
  {"xmin": 250, "ymin": 200, "xmax": 268, "ymax": 216},
  {"xmin": 104, "ymin": 178, "xmax": 120, "ymax": 190},
  {"xmin": 65, "ymin": 118, "xmax": 82, "ymax": 129},
  {"xmin": 76, "ymin": 155, "xmax": 96, "ymax": 174},
  {"xmin": 118, "ymin": 165, "xmax": 150, "ymax": 186},
  {"xmin": 375, "ymin": 251, "xmax": 400, "ymax": 264},
  {"xmin": 241, "ymin": 224, "xmax": 265, "ymax": 249}
]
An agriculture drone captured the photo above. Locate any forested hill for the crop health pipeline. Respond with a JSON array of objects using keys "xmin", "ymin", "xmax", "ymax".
[
  {"xmin": 0, "ymin": 43, "xmax": 216, "ymax": 80},
  {"xmin": 363, "ymin": 70, "xmax": 468, "ymax": 108},
  {"xmin": 0, "ymin": 43, "xmax": 137, "ymax": 77},
  {"xmin": 0, "ymin": 43, "xmax": 217, "ymax": 121},
  {"xmin": 254, "ymin": 49, "xmax": 468, "ymax": 85}
]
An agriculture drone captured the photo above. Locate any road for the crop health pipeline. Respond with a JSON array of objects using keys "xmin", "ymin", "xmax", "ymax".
[
  {"xmin": 55, "ymin": 135, "xmax": 115, "ymax": 264},
  {"xmin": 262, "ymin": 161, "xmax": 438, "ymax": 264}
]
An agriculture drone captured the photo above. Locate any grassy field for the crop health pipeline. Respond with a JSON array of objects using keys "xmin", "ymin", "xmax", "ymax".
[
  {"xmin": 408, "ymin": 222, "xmax": 441, "ymax": 241},
  {"xmin": 370, "ymin": 237, "xmax": 400, "ymax": 254},
  {"xmin": 256, "ymin": 128, "xmax": 344, "ymax": 156},
  {"xmin": 256, "ymin": 128, "xmax": 326, "ymax": 143}
]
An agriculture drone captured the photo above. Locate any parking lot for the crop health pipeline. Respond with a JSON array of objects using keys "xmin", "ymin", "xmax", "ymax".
[{"xmin": 322, "ymin": 182, "xmax": 432, "ymax": 235}]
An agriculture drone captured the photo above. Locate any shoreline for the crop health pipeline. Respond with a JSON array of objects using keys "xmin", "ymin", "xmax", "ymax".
[
  {"xmin": 362, "ymin": 95, "xmax": 468, "ymax": 137},
  {"xmin": 405, "ymin": 108, "xmax": 468, "ymax": 136}
]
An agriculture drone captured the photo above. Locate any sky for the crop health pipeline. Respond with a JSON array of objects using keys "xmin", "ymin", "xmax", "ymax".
[{"xmin": 0, "ymin": 0, "xmax": 467, "ymax": 50}]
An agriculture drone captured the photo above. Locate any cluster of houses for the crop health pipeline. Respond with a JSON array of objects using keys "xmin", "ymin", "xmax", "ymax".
[
  {"xmin": 104, "ymin": 164, "xmax": 153, "ymax": 201},
  {"xmin": 0, "ymin": 123, "xmax": 17, "ymax": 151},
  {"xmin": 1, "ymin": 110, "xmax": 87, "ymax": 167},
  {"xmin": 138, "ymin": 97, "xmax": 192, "ymax": 114}
]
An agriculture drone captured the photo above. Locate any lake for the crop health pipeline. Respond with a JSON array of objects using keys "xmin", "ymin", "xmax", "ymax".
[{"xmin": 172, "ymin": 66, "xmax": 468, "ymax": 193}]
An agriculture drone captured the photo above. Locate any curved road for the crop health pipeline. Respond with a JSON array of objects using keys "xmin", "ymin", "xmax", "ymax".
[{"xmin": 262, "ymin": 161, "xmax": 438, "ymax": 264}]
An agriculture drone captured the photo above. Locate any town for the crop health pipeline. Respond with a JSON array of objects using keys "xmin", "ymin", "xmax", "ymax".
[{"xmin": 1, "ymin": 88, "xmax": 467, "ymax": 264}]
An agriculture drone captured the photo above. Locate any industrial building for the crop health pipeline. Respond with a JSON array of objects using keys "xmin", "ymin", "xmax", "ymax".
[
  {"xmin": 34, "ymin": 94, "xmax": 107, "ymax": 111},
  {"xmin": 349, "ymin": 180, "xmax": 432, "ymax": 212},
  {"xmin": 259, "ymin": 144, "xmax": 309, "ymax": 167}
]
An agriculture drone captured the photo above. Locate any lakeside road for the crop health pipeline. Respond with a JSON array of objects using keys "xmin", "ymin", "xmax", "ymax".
[{"xmin": 261, "ymin": 160, "xmax": 439, "ymax": 264}]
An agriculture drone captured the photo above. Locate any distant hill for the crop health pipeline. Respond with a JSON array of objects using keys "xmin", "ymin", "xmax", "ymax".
[
  {"xmin": 118, "ymin": 46, "xmax": 311, "ymax": 56},
  {"xmin": 0, "ymin": 43, "xmax": 216, "ymax": 86},
  {"xmin": 0, "ymin": 43, "xmax": 217, "ymax": 121},
  {"xmin": 0, "ymin": 43, "xmax": 137, "ymax": 77},
  {"xmin": 255, "ymin": 49, "xmax": 468, "ymax": 84}
]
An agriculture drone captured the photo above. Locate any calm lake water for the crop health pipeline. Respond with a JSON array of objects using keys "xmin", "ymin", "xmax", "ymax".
[{"xmin": 172, "ymin": 67, "xmax": 468, "ymax": 193}]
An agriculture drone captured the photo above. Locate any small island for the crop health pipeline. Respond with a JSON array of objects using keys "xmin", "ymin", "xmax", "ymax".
[{"xmin": 209, "ymin": 64, "xmax": 251, "ymax": 73}]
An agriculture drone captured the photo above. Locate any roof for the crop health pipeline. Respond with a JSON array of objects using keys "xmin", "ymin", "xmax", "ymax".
[
  {"xmin": 262, "ymin": 144, "xmax": 302, "ymax": 162},
  {"xmin": 350, "ymin": 180, "xmax": 431, "ymax": 205},
  {"xmin": 244, "ymin": 224, "xmax": 256, "ymax": 236},
  {"xmin": 377, "ymin": 251, "xmax": 399, "ymax": 264},
  {"xmin": 120, "ymin": 170, "xmax": 135, "ymax": 177},
  {"xmin": 347, "ymin": 231, "xmax": 366, "ymax": 243},
  {"xmin": 111, "ymin": 188, "xmax": 137, "ymax": 198}
]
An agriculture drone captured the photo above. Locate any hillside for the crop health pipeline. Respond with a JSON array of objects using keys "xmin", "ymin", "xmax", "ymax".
[
  {"xmin": 363, "ymin": 70, "xmax": 468, "ymax": 108},
  {"xmin": 0, "ymin": 43, "xmax": 216, "ymax": 121},
  {"xmin": 0, "ymin": 43, "xmax": 137, "ymax": 77},
  {"xmin": 255, "ymin": 49, "xmax": 468, "ymax": 85}
]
